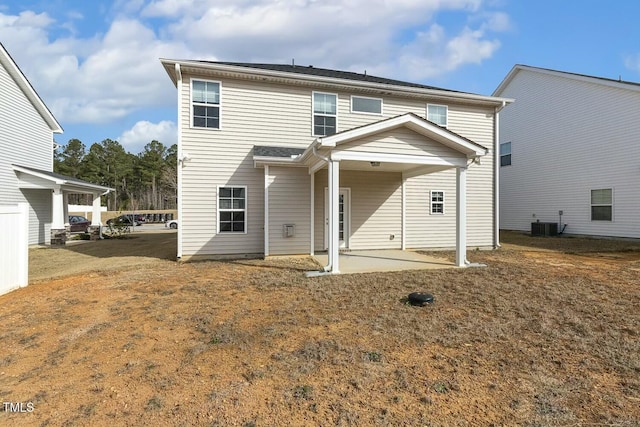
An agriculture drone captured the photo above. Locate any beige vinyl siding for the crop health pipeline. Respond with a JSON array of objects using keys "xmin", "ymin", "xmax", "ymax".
[
  {"xmin": 335, "ymin": 127, "xmax": 463, "ymax": 158},
  {"xmin": 268, "ymin": 167, "xmax": 311, "ymax": 255},
  {"xmin": 313, "ymin": 169, "xmax": 402, "ymax": 251},
  {"xmin": 179, "ymin": 70, "xmax": 497, "ymax": 256},
  {"xmin": 499, "ymin": 69, "xmax": 640, "ymax": 238},
  {"xmin": 0, "ymin": 60, "xmax": 55, "ymax": 244}
]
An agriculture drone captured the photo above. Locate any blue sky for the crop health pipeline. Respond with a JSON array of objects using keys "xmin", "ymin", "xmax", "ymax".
[{"xmin": 2, "ymin": 0, "xmax": 640, "ymax": 154}]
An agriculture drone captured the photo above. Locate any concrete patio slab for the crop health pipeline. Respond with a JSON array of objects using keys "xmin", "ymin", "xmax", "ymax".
[{"xmin": 312, "ymin": 249, "xmax": 456, "ymax": 274}]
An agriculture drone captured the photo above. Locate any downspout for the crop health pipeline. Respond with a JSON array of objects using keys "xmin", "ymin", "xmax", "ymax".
[
  {"xmin": 175, "ymin": 63, "xmax": 183, "ymax": 259},
  {"xmin": 494, "ymin": 101, "xmax": 506, "ymax": 249},
  {"xmin": 312, "ymin": 144, "xmax": 332, "ymax": 271}
]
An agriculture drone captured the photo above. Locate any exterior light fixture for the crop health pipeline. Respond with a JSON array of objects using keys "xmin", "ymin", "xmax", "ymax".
[{"xmin": 370, "ymin": 161, "xmax": 381, "ymax": 167}]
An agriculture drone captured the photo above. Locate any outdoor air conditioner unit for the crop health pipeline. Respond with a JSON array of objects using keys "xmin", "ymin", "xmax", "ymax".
[{"xmin": 531, "ymin": 222, "xmax": 558, "ymax": 237}]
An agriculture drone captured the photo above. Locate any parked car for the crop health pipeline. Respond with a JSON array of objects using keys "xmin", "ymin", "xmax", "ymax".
[
  {"xmin": 68, "ymin": 215, "xmax": 90, "ymax": 232},
  {"xmin": 165, "ymin": 219, "xmax": 178, "ymax": 229},
  {"xmin": 107, "ymin": 214, "xmax": 142, "ymax": 227}
]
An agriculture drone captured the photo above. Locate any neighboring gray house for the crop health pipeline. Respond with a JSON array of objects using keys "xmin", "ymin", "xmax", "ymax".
[
  {"xmin": 494, "ymin": 65, "xmax": 640, "ymax": 238},
  {"xmin": 0, "ymin": 42, "xmax": 111, "ymax": 245},
  {"xmin": 161, "ymin": 60, "xmax": 512, "ymax": 272}
]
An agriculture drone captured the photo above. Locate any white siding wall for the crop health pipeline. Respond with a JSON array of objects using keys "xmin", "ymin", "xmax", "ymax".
[
  {"xmin": 180, "ymin": 72, "xmax": 497, "ymax": 256},
  {"xmin": 268, "ymin": 167, "xmax": 311, "ymax": 255},
  {"xmin": 313, "ymin": 169, "xmax": 402, "ymax": 251},
  {"xmin": 0, "ymin": 60, "xmax": 54, "ymax": 244},
  {"xmin": 499, "ymin": 70, "xmax": 640, "ymax": 238}
]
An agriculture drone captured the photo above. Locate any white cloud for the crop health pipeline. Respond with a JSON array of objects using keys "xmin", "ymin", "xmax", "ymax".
[
  {"xmin": 0, "ymin": 0, "xmax": 508, "ymax": 132},
  {"xmin": 118, "ymin": 120, "xmax": 177, "ymax": 151},
  {"xmin": 624, "ymin": 54, "xmax": 640, "ymax": 72}
]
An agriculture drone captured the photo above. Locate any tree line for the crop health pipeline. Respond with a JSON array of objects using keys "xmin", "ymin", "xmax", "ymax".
[{"xmin": 54, "ymin": 138, "xmax": 177, "ymax": 211}]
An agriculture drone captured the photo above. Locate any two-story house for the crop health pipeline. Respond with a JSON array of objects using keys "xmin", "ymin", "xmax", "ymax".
[
  {"xmin": 494, "ymin": 65, "xmax": 640, "ymax": 239},
  {"xmin": 160, "ymin": 60, "xmax": 512, "ymax": 273},
  {"xmin": 0, "ymin": 42, "xmax": 111, "ymax": 246}
]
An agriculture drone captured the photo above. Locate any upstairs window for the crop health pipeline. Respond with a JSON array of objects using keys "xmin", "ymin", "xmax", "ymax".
[
  {"xmin": 427, "ymin": 104, "xmax": 447, "ymax": 127},
  {"xmin": 218, "ymin": 186, "xmax": 246, "ymax": 233},
  {"xmin": 192, "ymin": 80, "xmax": 220, "ymax": 129},
  {"xmin": 351, "ymin": 96, "xmax": 382, "ymax": 115},
  {"xmin": 500, "ymin": 142, "xmax": 512, "ymax": 166},
  {"xmin": 430, "ymin": 191, "xmax": 445, "ymax": 214},
  {"xmin": 591, "ymin": 189, "xmax": 612, "ymax": 221},
  {"xmin": 313, "ymin": 92, "xmax": 337, "ymax": 136}
]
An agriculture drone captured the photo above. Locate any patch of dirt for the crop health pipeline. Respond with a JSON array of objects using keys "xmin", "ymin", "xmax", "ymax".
[{"xmin": 1, "ymin": 230, "xmax": 639, "ymax": 425}]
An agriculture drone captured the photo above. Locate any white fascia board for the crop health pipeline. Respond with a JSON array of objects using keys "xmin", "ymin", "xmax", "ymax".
[
  {"xmin": 253, "ymin": 156, "xmax": 305, "ymax": 168},
  {"xmin": 330, "ymin": 150, "xmax": 467, "ymax": 167},
  {"xmin": 320, "ymin": 113, "xmax": 487, "ymax": 157},
  {"xmin": 0, "ymin": 44, "xmax": 63, "ymax": 133},
  {"xmin": 164, "ymin": 59, "xmax": 512, "ymax": 107},
  {"xmin": 309, "ymin": 159, "xmax": 327, "ymax": 174}
]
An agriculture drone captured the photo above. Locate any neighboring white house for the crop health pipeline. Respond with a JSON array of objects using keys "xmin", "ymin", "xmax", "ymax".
[
  {"xmin": 0, "ymin": 42, "xmax": 111, "ymax": 245},
  {"xmin": 160, "ymin": 60, "xmax": 512, "ymax": 272},
  {"xmin": 494, "ymin": 64, "xmax": 640, "ymax": 238}
]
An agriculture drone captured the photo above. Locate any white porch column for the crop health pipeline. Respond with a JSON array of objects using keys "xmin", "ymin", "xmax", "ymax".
[
  {"xmin": 91, "ymin": 193, "xmax": 102, "ymax": 226},
  {"xmin": 456, "ymin": 166, "xmax": 468, "ymax": 267},
  {"xmin": 264, "ymin": 165, "xmax": 270, "ymax": 256},
  {"xmin": 329, "ymin": 159, "xmax": 340, "ymax": 273},
  {"xmin": 51, "ymin": 187, "xmax": 65, "ymax": 229},
  {"xmin": 63, "ymin": 192, "xmax": 70, "ymax": 226},
  {"xmin": 401, "ymin": 176, "xmax": 406, "ymax": 250},
  {"xmin": 310, "ymin": 172, "xmax": 315, "ymax": 256}
]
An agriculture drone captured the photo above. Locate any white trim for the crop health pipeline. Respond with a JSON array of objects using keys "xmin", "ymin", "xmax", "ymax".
[
  {"xmin": 309, "ymin": 158, "xmax": 327, "ymax": 175},
  {"xmin": 310, "ymin": 172, "xmax": 315, "ymax": 256},
  {"xmin": 318, "ymin": 113, "xmax": 487, "ymax": 156},
  {"xmin": 176, "ymin": 63, "xmax": 183, "ymax": 259},
  {"xmin": 0, "ymin": 44, "xmax": 62, "ymax": 133},
  {"xmin": 216, "ymin": 185, "xmax": 248, "ymax": 234},
  {"xmin": 493, "ymin": 64, "xmax": 640, "ymax": 97},
  {"xmin": 427, "ymin": 103, "xmax": 448, "ymax": 127},
  {"xmin": 331, "ymin": 150, "xmax": 467, "ymax": 167},
  {"xmin": 430, "ymin": 190, "xmax": 445, "ymax": 215},
  {"xmin": 264, "ymin": 166, "xmax": 269, "ymax": 256},
  {"xmin": 190, "ymin": 77, "xmax": 222, "ymax": 130},
  {"xmin": 590, "ymin": 188, "xmax": 614, "ymax": 222},
  {"xmin": 456, "ymin": 167, "xmax": 467, "ymax": 267},
  {"xmin": 161, "ymin": 59, "xmax": 513, "ymax": 107},
  {"xmin": 350, "ymin": 95, "xmax": 383, "ymax": 115},
  {"xmin": 323, "ymin": 187, "xmax": 351, "ymax": 250},
  {"xmin": 401, "ymin": 177, "xmax": 406, "ymax": 250},
  {"xmin": 330, "ymin": 160, "xmax": 340, "ymax": 273},
  {"xmin": 312, "ymin": 91, "xmax": 338, "ymax": 137}
]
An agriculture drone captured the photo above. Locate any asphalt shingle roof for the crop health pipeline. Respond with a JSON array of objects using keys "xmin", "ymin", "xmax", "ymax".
[
  {"xmin": 198, "ymin": 61, "xmax": 462, "ymax": 94},
  {"xmin": 253, "ymin": 146, "xmax": 306, "ymax": 158}
]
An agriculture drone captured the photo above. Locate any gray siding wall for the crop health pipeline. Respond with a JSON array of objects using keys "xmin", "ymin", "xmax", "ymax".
[
  {"xmin": 313, "ymin": 169, "xmax": 402, "ymax": 251},
  {"xmin": 268, "ymin": 166, "xmax": 311, "ymax": 255},
  {"xmin": 0, "ymin": 60, "xmax": 54, "ymax": 244},
  {"xmin": 180, "ymin": 72, "xmax": 496, "ymax": 256},
  {"xmin": 499, "ymin": 70, "xmax": 640, "ymax": 238}
]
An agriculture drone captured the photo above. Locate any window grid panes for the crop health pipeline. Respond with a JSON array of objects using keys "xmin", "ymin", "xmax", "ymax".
[
  {"xmin": 193, "ymin": 80, "xmax": 220, "ymax": 129},
  {"xmin": 591, "ymin": 189, "xmax": 612, "ymax": 221},
  {"xmin": 500, "ymin": 142, "xmax": 512, "ymax": 167},
  {"xmin": 313, "ymin": 92, "xmax": 337, "ymax": 136},
  {"xmin": 219, "ymin": 187, "xmax": 246, "ymax": 232},
  {"xmin": 427, "ymin": 104, "xmax": 447, "ymax": 127},
  {"xmin": 352, "ymin": 96, "xmax": 382, "ymax": 114},
  {"xmin": 431, "ymin": 191, "xmax": 445, "ymax": 214}
]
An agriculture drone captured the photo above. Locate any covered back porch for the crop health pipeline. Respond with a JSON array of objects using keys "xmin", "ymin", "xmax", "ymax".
[
  {"xmin": 255, "ymin": 113, "xmax": 488, "ymax": 274},
  {"xmin": 12, "ymin": 164, "xmax": 113, "ymax": 245}
]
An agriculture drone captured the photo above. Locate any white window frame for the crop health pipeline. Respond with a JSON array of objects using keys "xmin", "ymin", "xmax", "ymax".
[
  {"xmin": 350, "ymin": 95, "xmax": 383, "ymax": 115},
  {"xmin": 500, "ymin": 142, "xmax": 512, "ymax": 167},
  {"xmin": 430, "ymin": 190, "xmax": 445, "ymax": 215},
  {"xmin": 312, "ymin": 91, "xmax": 338, "ymax": 136},
  {"xmin": 191, "ymin": 78, "xmax": 222, "ymax": 130},
  {"xmin": 427, "ymin": 104, "xmax": 448, "ymax": 127},
  {"xmin": 590, "ymin": 188, "xmax": 613, "ymax": 222},
  {"xmin": 217, "ymin": 185, "xmax": 247, "ymax": 234}
]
